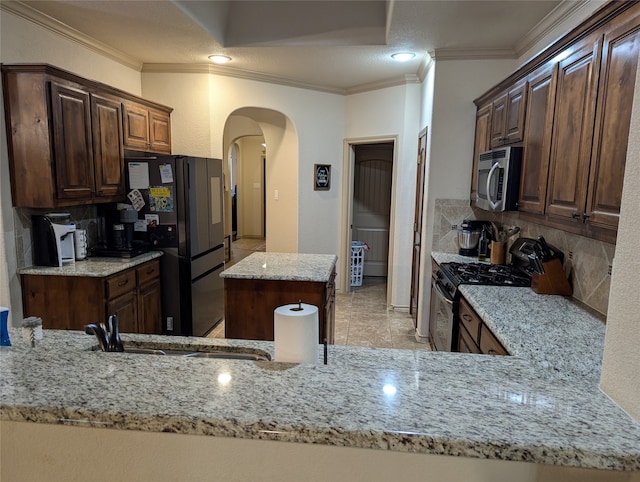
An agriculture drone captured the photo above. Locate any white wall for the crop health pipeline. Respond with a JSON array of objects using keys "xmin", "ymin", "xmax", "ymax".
[
  {"xmin": 236, "ymin": 136, "xmax": 265, "ymax": 238},
  {"xmin": 5, "ymin": 421, "xmax": 638, "ymax": 482},
  {"xmin": 142, "ymin": 73, "xmax": 344, "ymax": 256},
  {"xmin": 344, "ymin": 83, "xmax": 421, "ymax": 307},
  {"xmin": 416, "ymin": 58, "xmax": 515, "ymax": 336}
]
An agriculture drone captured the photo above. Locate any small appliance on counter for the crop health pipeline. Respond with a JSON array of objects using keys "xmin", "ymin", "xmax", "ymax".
[
  {"xmin": 32, "ymin": 213, "xmax": 76, "ymax": 267},
  {"xmin": 93, "ymin": 206, "xmax": 149, "ymax": 258},
  {"xmin": 456, "ymin": 219, "xmax": 492, "ymax": 257}
]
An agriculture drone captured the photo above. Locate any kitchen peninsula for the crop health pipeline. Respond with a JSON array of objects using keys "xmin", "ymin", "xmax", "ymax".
[{"xmin": 221, "ymin": 252, "xmax": 337, "ymax": 343}]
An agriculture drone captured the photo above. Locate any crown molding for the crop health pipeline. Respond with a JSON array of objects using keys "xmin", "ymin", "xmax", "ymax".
[
  {"xmin": 1, "ymin": 1, "xmax": 142, "ymax": 71},
  {"xmin": 514, "ymin": 0, "xmax": 592, "ymax": 57},
  {"xmin": 142, "ymin": 63, "xmax": 422, "ymax": 96},
  {"xmin": 431, "ymin": 48, "xmax": 517, "ymax": 61},
  {"xmin": 346, "ymin": 73, "xmax": 421, "ymax": 95}
]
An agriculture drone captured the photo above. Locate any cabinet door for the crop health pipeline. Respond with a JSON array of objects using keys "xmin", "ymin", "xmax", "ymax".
[
  {"xmin": 138, "ymin": 279, "xmax": 162, "ymax": 334},
  {"xmin": 585, "ymin": 15, "xmax": 640, "ymax": 230},
  {"xmin": 123, "ymin": 102, "xmax": 150, "ymax": 150},
  {"xmin": 50, "ymin": 81, "xmax": 95, "ymax": 200},
  {"xmin": 518, "ymin": 64, "xmax": 558, "ymax": 214},
  {"xmin": 91, "ymin": 93, "xmax": 124, "ymax": 198},
  {"xmin": 149, "ymin": 109, "xmax": 171, "ymax": 154},
  {"xmin": 545, "ymin": 34, "xmax": 602, "ymax": 222},
  {"xmin": 471, "ymin": 103, "xmax": 492, "ymax": 203},
  {"xmin": 490, "ymin": 93, "xmax": 507, "ymax": 147},
  {"xmin": 107, "ymin": 291, "xmax": 138, "ymax": 333},
  {"xmin": 503, "ymin": 80, "xmax": 527, "ymax": 144}
]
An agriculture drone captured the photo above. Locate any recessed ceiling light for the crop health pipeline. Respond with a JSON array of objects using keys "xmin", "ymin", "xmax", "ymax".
[
  {"xmin": 391, "ymin": 52, "xmax": 415, "ymax": 62},
  {"xmin": 209, "ymin": 55, "xmax": 231, "ymax": 64}
]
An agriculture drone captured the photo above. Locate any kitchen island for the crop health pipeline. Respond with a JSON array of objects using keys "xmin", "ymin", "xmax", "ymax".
[
  {"xmin": 220, "ymin": 252, "xmax": 337, "ymax": 343},
  {"xmin": 2, "ymin": 251, "xmax": 640, "ymax": 481}
]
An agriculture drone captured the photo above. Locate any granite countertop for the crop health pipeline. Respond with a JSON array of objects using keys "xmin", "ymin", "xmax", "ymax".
[
  {"xmin": 220, "ymin": 252, "xmax": 337, "ymax": 282},
  {"xmin": 17, "ymin": 251, "xmax": 163, "ymax": 278},
  {"xmin": 2, "ymin": 252, "xmax": 640, "ymax": 472}
]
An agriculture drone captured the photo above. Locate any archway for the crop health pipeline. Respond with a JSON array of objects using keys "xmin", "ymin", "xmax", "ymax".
[{"xmin": 222, "ymin": 108, "xmax": 299, "ymax": 254}]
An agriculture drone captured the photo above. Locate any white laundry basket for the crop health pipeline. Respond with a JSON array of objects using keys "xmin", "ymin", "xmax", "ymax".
[{"xmin": 350, "ymin": 241, "xmax": 367, "ymax": 287}]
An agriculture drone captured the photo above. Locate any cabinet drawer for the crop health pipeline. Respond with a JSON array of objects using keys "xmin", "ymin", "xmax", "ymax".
[
  {"xmin": 480, "ymin": 325, "xmax": 509, "ymax": 356},
  {"xmin": 106, "ymin": 270, "xmax": 136, "ymax": 300},
  {"xmin": 458, "ymin": 298, "xmax": 481, "ymax": 344},
  {"xmin": 459, "ymin": 323, "xmax": 481, "ymax": 354},
  {"xmin": 137, "ymin": 260, "xmax": 160, "ymax": 286}
]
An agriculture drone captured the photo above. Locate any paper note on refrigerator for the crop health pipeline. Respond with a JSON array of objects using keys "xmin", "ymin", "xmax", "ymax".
[
  {"xmin": 159, "ymin": 164, "xmax": 174, "ymax": 183},
  {"xmin": 128, "ymin": 162, "xmax": 150, "ymax": 189}
]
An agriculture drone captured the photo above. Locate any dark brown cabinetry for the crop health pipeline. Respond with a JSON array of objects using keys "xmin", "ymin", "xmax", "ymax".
[
  {"xmin": 457, "ymin": 297, "xmax": 508, "ymax": 356},
  {"xmin": 21, "ymin": 259, "xmax": 161, "ymax": 334},
  {"xmin": 123, "ymin": 101, "xmax": 172, "ymax": 154},
  {"xmin": 1, "ymin": 64, "xmax": 172, "ymax": 208},
  {"xmin": 472, "ymin": 2, "xmax": 640, "ymax": 244},
  {"xmin": 470, "ymin": 103, "xmax": 492, "ymax": 204},
  {"xmin": 224, "ymin": 269, "xmax": 336, "ymax": 344},
  {"xmin": 490, "ymin": 81, "xmax": 528, "ymax": 148},
  {"xmin": 585, "ymin": 13, "xmax": 640, "ymax": 231},
  {"xmin": 518, "ymin": 63, "xmax": 558, "ymax": 214},
  {"xmin": 545, "ymin": 32, "xmax": 602, "ymax": 225}
]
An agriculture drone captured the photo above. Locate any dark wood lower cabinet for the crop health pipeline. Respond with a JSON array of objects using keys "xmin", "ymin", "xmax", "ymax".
[
  {"xmin": 457, "ymin": 297, "xmax": 508, "ymax": 356},
  {"xmin": 224, "ymin": 269, "xmax": 336, "ymax": 344},
  {"xmin": 21, "ymin": 260, "xmax": 161, "ymax": 334}
]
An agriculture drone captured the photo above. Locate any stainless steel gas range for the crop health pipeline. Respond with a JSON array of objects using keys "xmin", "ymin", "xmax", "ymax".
[{"xmin": 429, "ymin": 261, "xmax": 531, "ymax": 352}]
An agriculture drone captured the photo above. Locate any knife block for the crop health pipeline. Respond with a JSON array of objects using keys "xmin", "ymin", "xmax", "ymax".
[{"xmin": 531, "ymin": 258, "xmax": 572, "ymax": 296}]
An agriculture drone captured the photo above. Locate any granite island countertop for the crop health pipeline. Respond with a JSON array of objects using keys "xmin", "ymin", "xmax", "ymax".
[
  {"xmin": 2, "ymin": 251, "xmax": 640, "ymax": 472},
  {"xmin": 220, "ymin": 252, "xmax": 337, "ymax": 282},
  {"xmin": 17, "ymin": 251, "xmax": 163, "ymax": 278}
]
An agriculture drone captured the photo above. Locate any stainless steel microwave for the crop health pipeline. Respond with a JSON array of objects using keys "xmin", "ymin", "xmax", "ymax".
[{"xmin": 475, "ymin": 146, "xmax": 523, "ymax": 212}]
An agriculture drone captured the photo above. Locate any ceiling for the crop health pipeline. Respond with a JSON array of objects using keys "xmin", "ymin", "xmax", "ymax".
[{"xmin": 4, "ymin": 0, "xmax": 579, "ymax": 94}]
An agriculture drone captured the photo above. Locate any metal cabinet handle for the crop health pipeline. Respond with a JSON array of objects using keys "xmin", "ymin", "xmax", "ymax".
[
  {"xmin": 117, "ymin": 279, "xmax": 129, "ymax": 287},
  {"xmin": 488, "ymin": 349, "xmax": 496, "ymax": 355},
  {"xmin": 572, "ymin": 213, "xmax": 580, "ymax": 220},
  {"xmin": 462, "ymin": 314, "xmax": 472, "ymax": 322}
]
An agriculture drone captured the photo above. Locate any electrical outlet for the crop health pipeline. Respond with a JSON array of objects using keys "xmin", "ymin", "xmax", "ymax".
[
  {"xmin": 167, "ymin": 316, "xmax": 174, "ymax": 331},
  {"xmin": 451, "ymin": 224, "xmax": 457, "ymax": 230},
  {"xmin": 568, "ymin": 251, "xmax": 574, "ymax": 260},
  {"xmin": 608, "ymin": 265, "xmax": 612, "ymax": 276}
]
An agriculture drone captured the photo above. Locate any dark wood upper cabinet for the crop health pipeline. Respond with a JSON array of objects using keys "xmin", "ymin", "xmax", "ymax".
[
  {"xmin": 586, "ymin": 12, "xmax": 640, "ymax": 231},
  {"xmin": 91, "ymin": 93, "xmax": 125, "ymax": 198},
  {"xmin": 470, "ymin": 103, "xmax": 492, "ymax": 204},
  {"xmin": 490, "ymin": 81, "xmax": 527, "ymax": 148},
  {"xmin": 123, "ymin": 101, "xmax": 172, "ymax": 154},
  {"xmin": 472, "ymin": 1, "xmax": 640, "ymax": 244},
  {"xmin": 2, "ymin": 64, "xmax": 172, "ymax": 208},
  {"xmin": 545, "ymin": 32, "xmax": 602, "ymax": 223},
  {"xmin": 49, "ymin": 81, "xmax": 95, "ymax": 200},
  {"xmin": 518, "ymin": 63, "xmax": 558, "ymax": 215}
]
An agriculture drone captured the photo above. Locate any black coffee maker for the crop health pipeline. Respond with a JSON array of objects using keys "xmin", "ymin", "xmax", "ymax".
[{"xmin": 95, "ymin": 205, "xmax": 148, "ymax": 258}]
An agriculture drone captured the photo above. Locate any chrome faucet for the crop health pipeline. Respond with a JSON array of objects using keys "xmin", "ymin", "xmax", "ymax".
[{"xmin": 85, "ymin": 315, "xmax": 124, "ymax": 352}]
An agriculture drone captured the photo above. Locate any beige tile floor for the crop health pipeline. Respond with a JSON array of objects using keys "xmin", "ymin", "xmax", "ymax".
[{"xmin": 211, "ymin": 237, "xmax": 430, "ymax": 351}]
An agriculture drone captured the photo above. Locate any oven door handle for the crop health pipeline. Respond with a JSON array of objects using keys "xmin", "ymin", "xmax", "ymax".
[{"xmin": 434, "ymin": 280, "xmax": 454, "ymax": 306}]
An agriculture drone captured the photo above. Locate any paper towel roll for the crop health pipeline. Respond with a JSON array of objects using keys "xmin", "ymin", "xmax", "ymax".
[{"xmin": 274, "ymin": 303, "xmax": 319, "ymax": 364}]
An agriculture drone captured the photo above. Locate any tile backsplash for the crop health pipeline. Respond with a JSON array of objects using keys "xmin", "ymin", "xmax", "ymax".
[
  {"xmin": 13, "ymin": 206, "xmax": 98, "ymax": 269},
  {"xmin": 432, "ymin": 199, "xmax": 614, "ymax": 316}
]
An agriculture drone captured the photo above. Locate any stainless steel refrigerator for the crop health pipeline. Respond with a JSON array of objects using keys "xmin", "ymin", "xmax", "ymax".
[{"xmin": 125, "ymin": 152, "xmax": 225, "ymax": 336}]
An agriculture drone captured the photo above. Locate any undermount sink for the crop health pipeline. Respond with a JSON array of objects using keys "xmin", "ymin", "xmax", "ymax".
[{"xmin": 97, "ymin": 345, "xmax": 271, "ymax": 361}]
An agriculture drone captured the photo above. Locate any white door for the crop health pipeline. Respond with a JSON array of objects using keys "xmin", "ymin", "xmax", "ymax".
[{"xmin": 352, "ymin": 143, "xmax": 393, "ymax": 277}]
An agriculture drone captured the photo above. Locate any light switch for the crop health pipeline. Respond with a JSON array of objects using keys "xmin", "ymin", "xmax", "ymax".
[{"xmin": 274, "ymin": 190, "xmax": 279, "ymax": 200}]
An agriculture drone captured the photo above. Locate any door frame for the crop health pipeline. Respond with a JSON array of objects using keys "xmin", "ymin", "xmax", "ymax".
[{"xmin": 340, "ymin": 135, "xmax": 398, "ymax": 303}]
